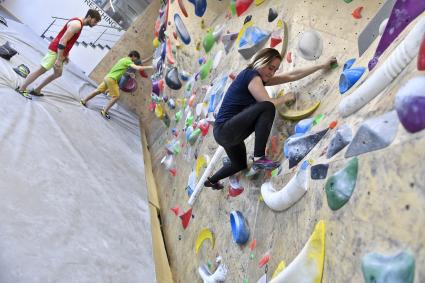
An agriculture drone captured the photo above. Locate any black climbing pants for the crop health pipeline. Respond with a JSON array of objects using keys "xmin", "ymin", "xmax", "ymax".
[{"xmin": 209, "ymin": 101, "xmax": 276, "ymax": 183}]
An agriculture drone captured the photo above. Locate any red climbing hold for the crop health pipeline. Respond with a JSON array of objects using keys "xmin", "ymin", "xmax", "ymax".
[
  {"xmin": 271, "ymin": 135, "xmax": 278, "ymax": 154},
  {"xmin": 236, "ymin": 0, "xmax": 253, "ymax": 17},
  {"xmin": 249, "ymin": 239, "xmax": 257, "ymax": 251},
  {"xmin": 270, "ymin": 35, "xmax": 282, "ymax": 48},
  {"xmin": 418, "ymin": 35, "xmax": 425, "ymax": 71},
  {"xmin": 258, "ymin": 254, "xmax": 270, "ymax": 268},
  {"xmin": 229, "ymin": 73, "xmax": 236, "ymax": 80},
  {"xmin": 329, "ymin": 120, "xmax": 338, "ymax": 129},
  {"xmin": 139, "ymin": 69, "xmax": 148, "ymax": 78},
  {"xmin": 286, "ymin": 51, "xmax": 292, "ymax": 63},
  {"xmin": 171, "ymin": 206, "xmax": 180, "ymax": 216},
  {"xmin": 177, "ymin": 0, "xmax": 188, "ymax": 17},
  {"xmin": 180, "ymin": 208, "xmax": 193, "ymax": 229},
  {"xmin": 169, "ymin": 168, "xmax": 177, "ymax": 176},
  {"xmin": 149, "ymin": 101, "xmax": 156, "ymax": 112},
  {"xmin": 352, "ymin": 6, "xmax": 363, "ymax": 19},
  {"xmin": 173, "ymin": 30, "xmax": 178, "ymax": 40}
]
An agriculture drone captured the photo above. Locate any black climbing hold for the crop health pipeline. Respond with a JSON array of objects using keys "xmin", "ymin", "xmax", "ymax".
[
  {"xmin": 311, "ymin": 164, "xmax": 329, "ymax": 180},
  {"xmin": 287, "ymin": 128, "xmax": 328, "ymax": 169},
  {"xmin": 244, "ymin": 15, "xmax": 252, "ymax": 25},
  {"xmin": 165, "ymin": 67, "xmax": 182, "ymax": 90},
  {"xmin": 0, "ymin": 41, "xmax": 17, "ymax": 60},
  {"xmin": 326, "ymin": 124, "xmax": 353, "ymax": 159},
  {"xmin": 268, "ymin": 8, "xmax": 278, "ymax": 22},
  {"xmin": 0, "ymin": 16, "xmax": 8, "ymax": 27}
]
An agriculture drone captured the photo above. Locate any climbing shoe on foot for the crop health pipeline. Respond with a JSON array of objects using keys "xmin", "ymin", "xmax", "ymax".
[
  {"xmin": 29, "ymin": 89, "xmax": 44, "ymax": 96},
  {"xmin": 252, "ymin": 156, "xmax": 280, "ymax": 170},
  {"xmin": 15, "ymin": 87, "xmax": 32, "ymax": 100},
  {"xmin": 100, "ymin": 109, "xmax": 111, "ymax": 119},
  {"xmin": 204, "ymin": 177, "xmax": 223, "ymax": 190}
]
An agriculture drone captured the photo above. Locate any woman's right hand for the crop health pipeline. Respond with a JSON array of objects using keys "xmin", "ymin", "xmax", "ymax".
[{"xmin": 283, "ymin": 92, "xmax": 296, "ymax": 106}]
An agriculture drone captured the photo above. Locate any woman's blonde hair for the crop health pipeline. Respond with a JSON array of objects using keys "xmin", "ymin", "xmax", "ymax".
[{"xmin": 247, "ymin": 48, "xmax": 282, "ymax": 70}]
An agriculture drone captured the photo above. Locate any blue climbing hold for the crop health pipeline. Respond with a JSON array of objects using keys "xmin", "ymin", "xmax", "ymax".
[
  {"xmin": 230, "ymin": 211, "xmax": 249, "ymax": 245},
  {"xmin": 189, "ymin": 0, "xmax": 207, "ymax": 17},
  {"xmin": 339, "ymin": 67, "xmax": 366, "ymax": 94},
  {"xmin": 295, "ymin": 118, "xmax": 314, "ymax": 134}
]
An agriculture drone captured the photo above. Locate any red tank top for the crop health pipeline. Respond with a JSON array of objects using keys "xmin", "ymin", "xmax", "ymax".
[{"xmin": 49, "ymin": 17, "xmax": 83, "ymax": 57}]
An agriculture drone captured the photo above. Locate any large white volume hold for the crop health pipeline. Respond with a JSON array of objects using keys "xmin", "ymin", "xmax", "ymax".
[{"xmin": 339, "ymin": 17, "xmax": 425, "ymax": 117}]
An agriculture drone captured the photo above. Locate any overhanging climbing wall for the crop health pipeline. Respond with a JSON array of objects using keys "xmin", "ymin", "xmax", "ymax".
[{"xmin": 94, "ymin": 0, "xmax": 425, "ymax": 282}]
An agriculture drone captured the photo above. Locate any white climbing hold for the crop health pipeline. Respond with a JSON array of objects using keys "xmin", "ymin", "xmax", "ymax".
[{"xmin": 297, "ymin": 30, "xmax": 323, "ymax": 61}]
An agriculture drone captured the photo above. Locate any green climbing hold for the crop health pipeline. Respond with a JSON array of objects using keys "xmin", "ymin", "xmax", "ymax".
[
  {"xmin": 313, "ymin": 113, "xmax": 325, "ymax": 125},
  {"xmin": 230, "ymin": 0, "xmax": 236, "ymax": 16},
  {"xmin": 362, "ymin": 251, "xmax": 415, "ymax": 283},
  {"xmin": 203, "ymin": 30, "xmax": 215, "ymax": 53},
  {"xmin": 343, "ymin": 0, "xmax": 353, "ymax": 3},
  {"xmin": 200, "ymin": 58, "xmax": 213, "ymax": 80},
  {"xmin": 243, "ymin": 279, "xmax": 249, "ymax": 283},
  {"xmin": 188, "ymin": 128, "xmax": 201, "ymax": 145},
  {"xmin": 331, "ymin": 61, "xmax": 339, "ymax": 69},
  {"xmin": 185, "ymin": 112, "xmax": 194, "ymax": 127},
  {"xmin": 325, "ymin": 157, "xmax": 358, "ymax": 210},
  {"xmin": 175, "ymin": 110, "xmax": 182, "ymax": 123}
]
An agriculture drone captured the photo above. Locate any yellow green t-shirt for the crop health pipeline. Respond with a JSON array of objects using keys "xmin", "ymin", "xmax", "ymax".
[{"xmin": 106, "ymin": 57, "xmax": 133, "ymax": 81}]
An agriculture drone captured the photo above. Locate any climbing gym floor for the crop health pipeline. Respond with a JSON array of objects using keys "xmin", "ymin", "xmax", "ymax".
[{"xmin": 0, "ymin": 20, "xmax": 156, "ymax": 282}]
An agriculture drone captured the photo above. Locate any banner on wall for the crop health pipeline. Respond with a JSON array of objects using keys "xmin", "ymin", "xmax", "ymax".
[{"xmin": 83, "ymin": 0, "xmax": 122, "ymax": 29}]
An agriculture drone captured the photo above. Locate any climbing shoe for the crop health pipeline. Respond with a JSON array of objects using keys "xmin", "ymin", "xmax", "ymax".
[
  {"xmin": 204, "ymin": 177, "xmax": 223, "ymax": 190},
  {"xmin": 100, "ymin": 109, "xmax": 111, "ymax": 119},
  {"xmin": 252, "ymin": 156, "xmax": 280, "ymax": 170},
  {"xmin": 80, "ymin": 99, "xmax": 87, "ymax": 107},
  {"xmin": 29, "ymin": 89, "xmax": 44, "ymax": 96},
  {"xmin": 15, "ymin": 87, "xmax": 32, "ymax": 100}
]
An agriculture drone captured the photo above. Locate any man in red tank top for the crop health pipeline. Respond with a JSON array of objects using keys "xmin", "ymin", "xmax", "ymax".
[{"xmin": 16, "ymin": 9, "xmax": 101, "ymax": 99}]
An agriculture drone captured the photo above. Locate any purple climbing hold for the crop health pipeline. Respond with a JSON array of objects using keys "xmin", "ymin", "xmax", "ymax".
[
  {"xmin": 395, "ymin": 77, "xmax": 425, "ymax": 133},
  {"xmin": 369, "ymin": 0, "xmax": 425, "ymax": 70}
]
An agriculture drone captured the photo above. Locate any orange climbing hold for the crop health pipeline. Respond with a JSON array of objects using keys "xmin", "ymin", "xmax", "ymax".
[
  {"xmin": 329, "ymin": 120, "xmax": 338, "ymax": 129},
  {"xmin": 236, "ymin": 0, "xmax": 253, "ymax": 17},
  {"xmin": 271, "ymin": 135, "xmax": 278, "ymax": 154},
  {"xmin": 166, "ymin": 38, "xmax": 175, "ymax": 65},
  {"xmin": 249, "ymin": 239, "xmax": 257, "ymax": 251},
  {"xmin": 173, "ymin": 30, "xmax": 178, "ymax": 40},
  {"xmin": 169, "ymin": 168, "xmax": 177, "ymax": 176},
  {"xmin": 286, "ymin": 51, "xmax": 292, "ymax": 63},
  {"xmin": 418, "ymin": 35, "xmax": 425, "ymax": 71},
  {"xmin": 258, "ymin": 253, "xmax": 270, "ymax": 268},
  {"xmin": 180, "ymin": 208, "xmax": 193, "ymax": 229},
  {"xmin": 352, "ymin": 6, "xmax": 363, "ymax": 19},
  {"xmin": 171, "ymin": 206, "xmax": 180, "ymax": 216},
  {"xmin": 177, "ymin": 0, "xmax": 188, "ymax": 17}
]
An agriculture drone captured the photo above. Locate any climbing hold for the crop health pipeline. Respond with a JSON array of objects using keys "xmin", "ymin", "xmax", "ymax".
[
  {"xmin": 326, "ymin": 124, "xmax": 352, "ymax": 159},
  {"xmin": 229, "ymin": 73, "xmax": 236, "ymax": 80},
  {"xmin": 268, "ymin": 8, "xmax": 278, "ymax": 22},
  {"xmin": 352, "ymin": 6, "xmax": 363, "ymax": 19},
  {"xmin": 203, "ymin": 30, "xmax": 215, "ymax": 53},
  {"xmin": 286, "ymin": 51, "xmax": 292, "ymax": 63},
  {"xmin": 255, "ymin": 0, "xmax": 265, "ymax": 5},
  {"xmin": 152, "ymin": 79, "xmax": 164, "ymax": 95},
  {"xmin": 343, "ymin": 0, "xmax": 353, "ymax": 3},
  {"xmin": 277, "ymin": 19, "xmax": 283, "ymax": 28},
  {"xmin": 222, "ymin": 32, "xmax": 239, "ymax": 54},
  {"xmin": 284, "ymin": 133, "xmax": 305, "ymax": 158},
  {"xmin": 295, "ymin": 118, "xmax": 314, "ymax": 134},
  {"xmin": 185, "ymin": 112, "xmax": 194, "ymax": 127},
  {"xmin": 187, "ymin": 170, "xmax": 196, "ymax": 197},
  {"xmin": 395, "ymin": 77, "xmax": 425, "ymax": 133},
  {"xmin": 312, "ymin": 113, "xmax": 325, "ymax": 126},
  {"xmin": 238, "ymin": 26, "xmax": 271, "ymax": 59},
  {"xmin": 258, "ymin": 253, "xmax": 270, "ymax": 268},
  {"xmin": 179, "ymin": 70, "xmax": 190, "ymax": 81},
  {"xmin": 170, "ymin": 206, "xmax": 180, "ymax": 216},
  {"xmin": 198, "ymin": 57, "xmax": 206, "ymax": 65},
  {"xmin": 272, "ymin": 261, "xmax": 286, "ymax": 279},
  {"xmin": 13, "ymin": 64, "xmax": 30, "ymax": 78},
  {"xmin": 328, "ymin": 120, "xmax": 338, "ymax": 129},
  {"xmin": 189, "ymin": 0, "xmax": 207, "ymax": 17},
  {"xmin": 230, "ymin": 211, "xmax": 250, "ymax": 245},
  {"xmin": 198, "ymin": 257, "xmax": 228, "ymax": 283},
  {"xmin": 249, "ymin": 239, "xmax": 257, "ymax": 251},
  {"xmin": 297, "ymin": 30, "xmax": 323, "ymax": 61},
  {"xmin": 180, "ymin": 208, "xmax": 193, "ymax": 229},
  {"xmin": 311, "ymin": 164, "xmax": 329, "ymax": 180},
  {"xmin": 152, "ymin": 37, "xmax": 159, "ymax": 48},
  {"xmin": 213, "ymin": 50, "xmax": 223, "ymax": 69},
  {"xmin": 339, "ymin": 67, "xmax": 366, "ymax": 94},
  {"xmin": 0, "ymin": 41, "xmax": 17, "ymax": 60},
  {"xmin": 189, "ymin": 94, "xmax": 196, "ymax": 107},
  {"xmin": 270, "ymin": 220, "xmax": 325, "ymax": 283},
  {"xmin": 177, "ymin": 0, "xmax": 188, "ymax": 17},
  {"xmin": 196, "ymin": 102, "xmax": 209, "ymax": 117},
  {"xmin": 207, "ymin": 75, "xmax": 228, "ymax": 113},
  {"xmin": 244, "ymin": 15, "xmax": 252, "ymax": 25},
  {"xmin": 287, "ymin": 128, "xmax": 328, "ymax": 169},
  {"xmin": 230, "ymin": 0, "xmax": 237, "ymax": 16},
  {"xmin": 195, "ymin": 228, "xmax": 215, "ymax": 254},
  {"xmin": 165, "ymin": 67, "xmax": 182, "ymax": 90},
  {"xmin": 196, "ymin": 154, "xmax": 209, "ymax": 177},
  {"xmin": 278, "ymin": 101, "xmax": 321, "ymax": 121},
  {"xmin": 343, "ymin": 58, "xmax": 356, "ymax": 71},
  {"xmin": 369, "ymin": 0, "xmax": 425, "ymax": 71},
  {"xmin": 418, "ymin": 35, "xmax": 425, "ymax": 70},
  {"xmin": 213, "ymin": 24, "xmax": 225, "ymax": 42},
  {"xmin": 229, "ymin": 175, "xmax": 244, "ymax": 197},
  {"xmin": 119, "ymin": 74, "xmax": 137, "ymax": 92},
  {"xmin": 199, "ymin": 119, "xmax": 210, "ymax": 136},
  {"xmin": 166, "ymin": 38, "xmax": 174, "ymax": 64},
  {"xmin": 236, "ymin": 0, "xmax": 253, "ymax": 16},
  {"xmin": 270, "ymin": 31, "xmax": 282, "ymax": 48},
  {"xmin": 345, "ymin": 111, "xmax": 398, "ymax": 158},
  {"xmin": 200, "ymin": 59, "xmax": 213, "ymax": 80},
  {"xmin": 161, "ymin": 154, "xmax": 174, "ymax": 170},
  {"xmin": 325, "ymin": 157, "xmax": 358, "ymax": 210},
  {"xmin": 261, "ymin": 166, "xmax": 308, "ymax": 211},
  {"xmin": 174, "ymin": 13, "xmax": 191, "ymax": 45},
  {"xmin": 362, "ymin": 251, "xmax": 415, "ymax": 283},
  {"xmin": 175, "ymin": 110, "xmax": 182, "ymax": 122},
  {"xmin": 378, "ymin": 18, "xmax": 389, "ymax": 36}
]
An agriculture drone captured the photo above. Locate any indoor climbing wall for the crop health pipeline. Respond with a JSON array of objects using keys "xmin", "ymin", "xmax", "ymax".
[{"xmin": 92, "ymin": 0, "xmax": 425, "ymax": 282}]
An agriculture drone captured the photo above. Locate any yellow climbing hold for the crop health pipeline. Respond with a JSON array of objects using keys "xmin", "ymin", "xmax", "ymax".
[
  {"xmin": 153, "ymin": 37, "xmax": 159, "ymax": 48},
  {"xmin": 196, "ymin": 154, "xmax": 210, "ymax": 177},
  {"xmin": 195, "ymin": 228, "xmax": 215, "ymax": 254},
  {"xmin": 272, "ymin": 261, "xmax": 286, "ymax": 279},
  {"xmin": 255, "ymin": 0, "xmax": 265, "ymax": 5},
  {"xmin": 155, "ymin": 103, "xmax": 165, "ymax": 119},
  {"xmin": 236, "ymin": 21, "xmax": 254, "ymax": 45},
  {"xmin": 277, "ymin": 19, "xmax": 283, "ymax": 28},
  {"xmin": 196, "ymin": 40, "xmax": 201, "ymax": 51},
  {"xmin": 270, "ymin": 220, "xmax": 325, "ymax": 283},
  {"xmin": 278, "ymin": 101, "xmax": 321, "ymax": 121}
]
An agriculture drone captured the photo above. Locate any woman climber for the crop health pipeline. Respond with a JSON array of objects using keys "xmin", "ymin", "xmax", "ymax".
[{"xmin": 204, "ymin": 48, "xmax": 337, "ymax": 190}]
